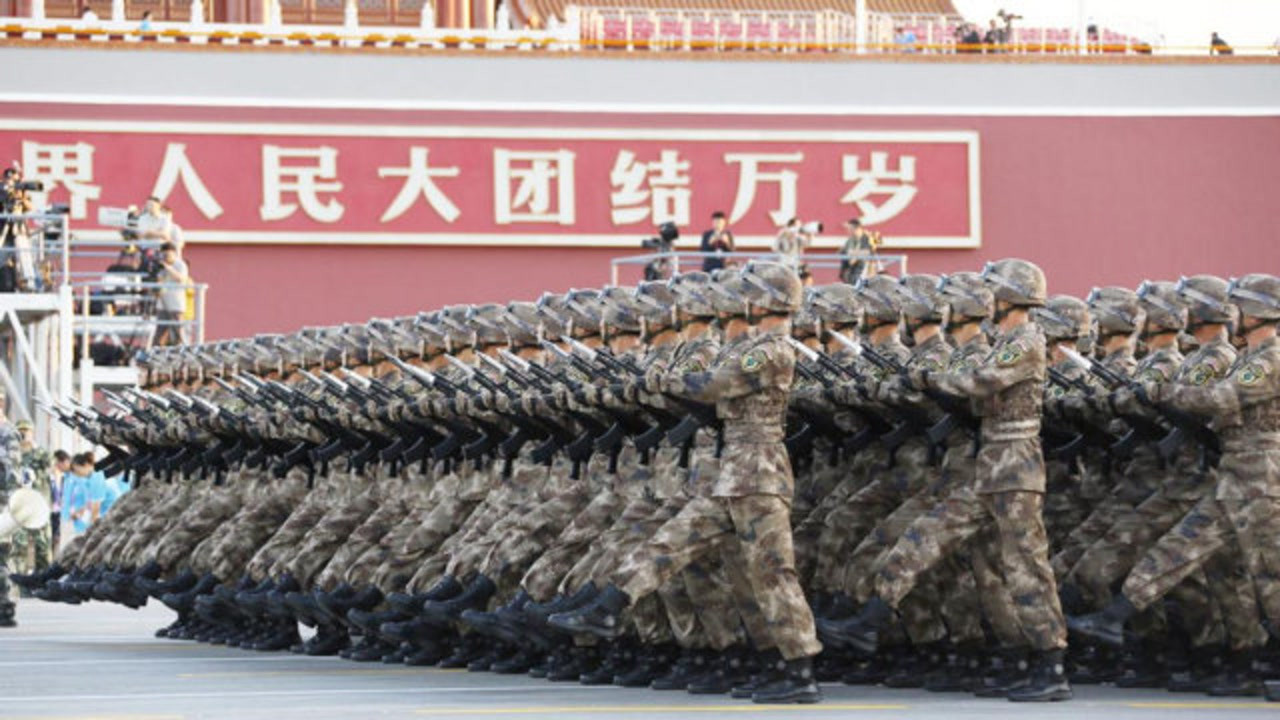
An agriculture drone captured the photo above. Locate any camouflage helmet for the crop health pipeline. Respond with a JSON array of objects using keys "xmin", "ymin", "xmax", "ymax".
[
  {"xmin": 856, "ymin": 274, "xmax": 902, "ymax": 325},
  {"xmin": 1136, "ymin": 281, "xmax": 1188, "ymax": 333},
  {"xmin": 938, "ymin": 272, "xmax": 993, "ymax": 321},
  {"xmin": 981, "ymin": 258, "xmax": 1047, "ymax": 307},
  {"xmin": 793, "ymin": 291, "xmax": 821, "ymax": 339},
  {"xmin": 466, "ymin": 304, "xmax": 509, "ymax": 346},
  {"xmin": 438, "ymin": 304, "xmax": 479, "ymax": 349},
  {"xmin": 668, "ymin": 272, "xmax": 717, "ymax": 318},
  {"xmin": 600, "ymin": 285, "xmax": 644, "ymax": 334},
  {"xmin": 809, "ymin": 283, "xmax": 862, "ymax": 326},
  {"xmin": 1088, "ymin": 286, "xmax": 1144, "ymax": 337},
  {"xmin": 633, "ymin": 281, "xmax": 677, "ymax": 332},
  {"xmin": 707, "ymin": 268, "xmax": 747, "ymax": 315},
  {"xmin": 1035, "ymin": 295, "xmax": 1091, "ymax": 342},
  {"xmin": 1228, "ymin": 274, "xmax": 1280, "ymax": 321},
  {"xmin": 739, "ymin": 261, "xmax": 803, "ymax": 314},
  {"xmin": 564, "ymin": 288, "xmax": 604, "ymax": 335},
  {"xmin": 413, "ymin": 311, "xmax": 450, "ymax": 353},
  {"xmin": 503, "ymin": 301, "xmax": 543, "ymax": 346},
  {"xmin": 897, "ymin": 274, "xmax": 947, "ymax": 323},
  {"xmin": 535, "ymin": 292, "xmax": 570, "ymax": 339},
  {"xmin": 1175, "ymin": 275, "xmax": 1236, "ymax": 326}
]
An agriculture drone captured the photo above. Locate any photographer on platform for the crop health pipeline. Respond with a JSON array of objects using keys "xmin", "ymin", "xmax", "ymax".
[
  {"xmin": 699, "ymin": 210, "xmax": 735, "ymax": 272},
  {"xmin": 839, "ymin": 217, "xmax": 880, "ymax": 284},
  {"xmin": 151, "ymin": 242, "xmax": 190, "ymax": 347}
]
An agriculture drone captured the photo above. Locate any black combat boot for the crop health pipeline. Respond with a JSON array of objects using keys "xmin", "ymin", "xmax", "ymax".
[
  {"xmin": 0, "ymin": 603, "xmax": 16, "ymax": 628},
  {"xmin": 924, "ymin": 644, "xmax": 982, "ymax": 692},
  {"xmin": 423, "ymin": 575, "xmax": 497, "ymax": 622},
  {"xmin": 729, "ymin": 650, "xmax": 782, "ymax": 698},
  {"xmin": 614, "ymin": 644, "xmax": 674, "ymax": 687},
  {"xmin": 138, "ymin": 568, "xmax": 199, "ymax": 598},
  {"xmin": 751, "ymin": 656, "xmax": 822, "ymax": 704},
  {"xmin": 1168, "ymin": 645, "xmax": 1225, "ymax": 693},
  {"xmin": 386, "ymin": 592, "xmax": 434, "ymax": 616},
  {"xmin": 421, "ymin": 576, "xmax": 465, "ymax": 601},
  {"xmin": 490, "ymin": 646, "xmax": 540, "ymax": 674},
  {"xmin": 652, "ymin": 649, "xmax": 713, "ymax": 691},
  {"xmin": 547, "ymin": 584, "xmax": 630, "ymax": 639},
  {"xmin": 546, "ymin": 645, "xmax": 597, "ymax": 682},
  {"xmin": 439, "ymin": 632, "xmax": 490, "ymax": 669},
  {"xmin": 303, "ymin": 625, "xmax": 350, "ymax": 656},
  {"xmin": 1209, "ymin": 650, "xmax": 1262, "ymax": 696},
  {"xmin": 1265, "ymin": 679, "xmax": 1280, "ymax": 701},
  {"xmin": 815, "ymin": 596, "xmax": 894, "ymax": 655},
  {"xmin": 1115, "ymin": 639, "xmax": 1165, "ymax": 688},
  {"xmin": 1007, "ymin": 649, "xmax": 1072, "ymax": 702},
  {"xmin": 10, "ymin": 563, "xmax": 66, "ymax": 591},
  {"xmin": 580, "ymin": 640, "xmax": 634, "ymax": 685},
  {"xmin": 1066, "ymin": 593, "xmax": 1136, "ymax": 648},
  {"xmin": 973, "ymin": 648, "xmax": 1030, "ymax": 698}
]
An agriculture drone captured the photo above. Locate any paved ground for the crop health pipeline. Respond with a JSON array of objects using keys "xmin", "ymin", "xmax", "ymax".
[{"xmin": 0, "ymin": 601, "xmax": 1276, "ymax": 720}]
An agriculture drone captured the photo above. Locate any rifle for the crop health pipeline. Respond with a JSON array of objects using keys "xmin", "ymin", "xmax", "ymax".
[{"xmin": 1062, "ymin": 347, "xmax": 1217, "ymax": 465}]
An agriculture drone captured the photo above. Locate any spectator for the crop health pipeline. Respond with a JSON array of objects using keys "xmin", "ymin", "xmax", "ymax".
[
  {"xmin": 152, "ymin": 241, "xmax": 189, "ymax": 346},
  {"xmin": 773, "ymin": 218, "xmax": 803, "ymax": 269},
  {"xmin": 893, "ymin": 25, "xmax": 917, "ymax": 53},
  {"xmin": 50, "ymin": 449, "xmax": 69, "ymax": 550},
  {"xmin": 957, "ymin": 23, "xmax": 982, "ymax": 53},
  {"xmin": 13, "ymin": 421, "xmax": 54, "ymax": 576},
  {"xmin": 139, "ymin": 9, "xmax": 154, "ymax": 31},
  {"xmin": 699, "ymin": 211, "xmax": 735, "ymax": 272},
  {"xmin": 60, "ymin": 453, "xmax": 105, "ymax": 536},
  {"xmin": 80, "ymin": 4, "xmax": 98, "ymax": 21},
  {"xmin": 839, "ymin": 217, "xmax": 880, "ymax": 284},
  {"xmin": 984, "ymin": 19, "xmax": 1002, "ymax": 50},
  {"xmin": 1210, "ymin": 32, "xmax": 1233, "ymax": 55}
]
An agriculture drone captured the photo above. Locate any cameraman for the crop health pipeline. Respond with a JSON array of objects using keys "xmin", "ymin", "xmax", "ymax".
[
  {"xmin": 641, "ymin": 221, "xmax": 679, "ymax": 280},
  {"xmin": 151, "ymin": 242, "xmax": 189, "ymax": 347},
  {"xmin": 699, "ymin": 211, "xmax": 735, "ymax": 272},
  {"xmin": 1, "ymin": 166, "xmax": 36, "ymax": 292},
  {"xmin": 839, "ymin": 217, "xmax": 880, "ymax": 284}
]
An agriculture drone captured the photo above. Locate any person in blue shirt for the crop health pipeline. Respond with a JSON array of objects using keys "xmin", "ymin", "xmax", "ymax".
[{"xmin": 60, "ymin": 454, "xmax": 105, "ymax": 535}]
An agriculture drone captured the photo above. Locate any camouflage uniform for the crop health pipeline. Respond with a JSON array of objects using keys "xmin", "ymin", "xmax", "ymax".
[
  {"xmin": 879, "ymin": 319, "xmax": 1067, "ymax": 652},
  {"xmin": 612, "ymin": 325, "xmax": 821, "ymax": 660},
  {"xmin": 0, "ymin": 418, "xmax": 19, "ymax": 620},
  {"xmin": 1121, "ymin": 330, "xmax": 1280, "ymax": 637}
]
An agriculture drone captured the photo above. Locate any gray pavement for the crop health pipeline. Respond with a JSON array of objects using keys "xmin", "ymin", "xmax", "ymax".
[{"xmin": 0, "ymin": 600, "xmax": 1274, "ymax": 720}]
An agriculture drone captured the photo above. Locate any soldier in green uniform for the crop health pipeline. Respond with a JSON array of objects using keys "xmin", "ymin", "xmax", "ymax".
[{"xmin": 548, "ymin": 262, "xmax": 822, "ymax": 704}]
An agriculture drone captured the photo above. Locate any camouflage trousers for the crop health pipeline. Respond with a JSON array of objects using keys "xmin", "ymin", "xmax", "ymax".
[
  {"xmin": 9, "ymin": 526, "xmax": 51, "ymax": 574},
  {"xmin": 809, "ymin": 446, "xmax": 929, "ymax": 594},
  {"xmin": 876, "ymin": 487, "xmax": 1067, "ymax": 652},
  {"xmin": 1051, "ymin": 491, "xmax": 1133, "ymax": 581},
  {"xmin": 281, "ymin": 481, "xmax": 382, "ymax": 589},
  {"xmin": 371, "ymin": 474, "xmax": 478, "ymax": 593},
  {"xmin": 313, "ymin": 476, "xmax": 418, "ymax": 591},
  {"xmin": 149, "ymin": 482, "xmax": 244, "ymax": 573},
  {"xmin": 1122, "ymin": 493, "xmax": 1280, "ymax": 650},
  {"xmin": 839, "ymin": 489, "xmax": 986, "ymax": 647},
  {"xmin": 0, "ymin": 542, "xmax": 12, "ymax": 609},
  {"xmin": 520, "ymin": 487, "xmax": 627, "ymax": 601},
  {"xmin": 208, "ymin": 479, "xmax": 307, "ymax": 582},
  {"xmin": 613, "ymin": 494, "xmax": 822, "ymax": 660}
]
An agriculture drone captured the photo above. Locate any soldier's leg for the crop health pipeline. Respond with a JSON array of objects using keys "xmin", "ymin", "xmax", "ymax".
[
  {"xmin": 1069, "ymin": 492, "xmax": 1188, "ymax": 609},
  {"xmin": 1121, "ymin": 495, "xmax": 1232, "ymax": 613},
  {"xmin": 1052, "ymin": 493, "xmax": 1130, "ymax": 580},
  {"xmin": 876, "ymin": 487, "xmax": 988, "ymax": 610},
  {"xmin": 284, "ymin": 485, "xmax": 381, "ymax": 589},
  {"xmin": 613, "ymin": 496, "xmax": 735, "ymax": 602},
  {"xmin": 1226, "ymin": 497, "xmax": 1280, "ymax": 632},
  {"xmin": 982, "ymin": 491, "xmax": 1066, "ymax": 652},
  {"xmin": 970, "ymin": 524, "xmax": 1028, "ymax": 649},
  {"xmin": 727, "ymin": 495, "xmax": 821, "ymax": 660},
  {"xmin": 812, "ymin": 474, "xmax": 900, "ymax": 593}
]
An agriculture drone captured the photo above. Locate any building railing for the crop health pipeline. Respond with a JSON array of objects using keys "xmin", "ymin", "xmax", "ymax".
[
  {"xmin": 73, "ymin": 279, "xmax": 208, "ymax": 367},
  {"xmin": 3, "ymin": 10, "xmax": 1272, "ymax": 55},
  {"xmin": 610, "ymin": 250, "xmax": 907, "ymax": 286},
  {"xmin": 0, "ymin": 14, "xmax": 582, "ymax": 48}
]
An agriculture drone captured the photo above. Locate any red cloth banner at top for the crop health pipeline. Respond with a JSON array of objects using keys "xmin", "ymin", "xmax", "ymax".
[{"xmin": 2, "ymin": 121, "xmax": 980, "ymax": 248}]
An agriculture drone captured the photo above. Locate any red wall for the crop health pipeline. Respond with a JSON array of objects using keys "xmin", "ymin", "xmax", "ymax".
[{"xmin": 12, "ymin": 103, "xmax": 1278, "ymax": 339}]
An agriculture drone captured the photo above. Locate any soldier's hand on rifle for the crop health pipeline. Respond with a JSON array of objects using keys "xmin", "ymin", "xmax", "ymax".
[{"xmin": 903, "ymin": 365, "xmax": 930, "ymax": 391}]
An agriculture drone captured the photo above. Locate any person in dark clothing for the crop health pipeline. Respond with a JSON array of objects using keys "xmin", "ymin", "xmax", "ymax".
[{"xmin": 699, "ymin": 211, "xmax": 735, "ymax": 272}]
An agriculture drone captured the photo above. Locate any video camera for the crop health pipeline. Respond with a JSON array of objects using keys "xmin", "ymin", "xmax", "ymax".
[
  {"xmin": 98, "ymin": 206, "xmax": 167, "ymax": 242},
  {"xmin": 640, "ymin": 221, "xmax": 680, "ymax": 281},
  {"xmin": 640, "ymin": 221, "xmax": 679, "ymax": 253}
]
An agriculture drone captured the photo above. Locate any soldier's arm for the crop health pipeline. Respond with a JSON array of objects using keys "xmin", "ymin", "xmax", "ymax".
[
  {"xmin": 1152, "ymin": 348, "xmax": 1280, "ymax": 427},
  {"xmin": 923, "ymin": 338, "xmax": 1041, "ymax": 399}
]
